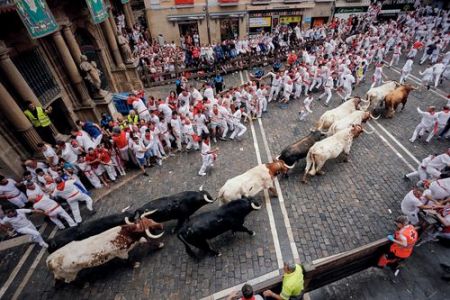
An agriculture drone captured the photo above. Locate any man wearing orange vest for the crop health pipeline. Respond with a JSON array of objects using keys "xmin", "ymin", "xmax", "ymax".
[
  {"xmin": 378, "ymin": 215, "xmax": 418, "ymax": 271},
  {"xmin": 111, "ymin": 127, "xmax": 130, "ymax": 163}
]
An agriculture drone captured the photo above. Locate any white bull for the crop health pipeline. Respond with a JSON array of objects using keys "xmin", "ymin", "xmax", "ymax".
[
  {"xmin": 316, "ymin": 97, "xmax": 368, "ymax": 131},
  {"xmin": 217, "ymin": 160, "xmax": 288, "ymax": 205},
  {"xmin": 365, "ymin": 81, "xmax": 399, "ymax": 111},
  {"xmin": 46, "ymin": 215, "xmax": 163, "ymax": 283},
  {"xmin": 327, "ymin": 111, "xmax": 378, "ymax": 136},
  {"xmin": 302, "ymin": 125, "xmax": 364, "ymax": 183}
]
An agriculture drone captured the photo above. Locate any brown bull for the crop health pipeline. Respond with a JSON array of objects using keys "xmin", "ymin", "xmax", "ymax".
[{"xmin": 384, "ymin": 84, "xmax": 417, "ymax": 118}]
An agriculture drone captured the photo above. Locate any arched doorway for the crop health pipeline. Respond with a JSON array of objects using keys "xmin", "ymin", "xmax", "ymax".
[{"xmin": 75, "ymin": 28, "xmax": 109, "ymax": 94}]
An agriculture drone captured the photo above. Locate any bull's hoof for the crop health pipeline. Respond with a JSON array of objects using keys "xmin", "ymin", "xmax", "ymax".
[{"xmin": 250, "ymin": 231, "xmax": 256, "ymax": 236}]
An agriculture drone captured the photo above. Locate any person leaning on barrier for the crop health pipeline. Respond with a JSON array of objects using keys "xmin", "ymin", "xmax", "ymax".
[
  {"xmin": 226, "ymin": 283, "xmax": 263, "ymax": 300},
  {"xmin": 263, "ymin": 262, "xmax": 304, "ymax": 300},
  {"xmin": 378, "ymin": 215, "xmax": 419, "ymax": 271}
]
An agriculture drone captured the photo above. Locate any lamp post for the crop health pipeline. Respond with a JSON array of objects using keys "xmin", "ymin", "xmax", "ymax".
[{"xmin": 205, "ymin": 0, "xmax": 212, "ymax": 44}]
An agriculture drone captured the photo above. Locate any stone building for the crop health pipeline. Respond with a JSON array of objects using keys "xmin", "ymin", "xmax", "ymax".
[
  {"xmin": 0, "ymin": 0, "xmax": 143, "ymax": 177},
  {"xmin": 144, "ymin": 0, "xmax": 371, "ymax": 44}
]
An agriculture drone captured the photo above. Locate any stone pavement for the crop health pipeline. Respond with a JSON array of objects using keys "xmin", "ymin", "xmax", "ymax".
[{"xmin": 0, "ymin": 59, "xmax": 448, "ymax": 300}]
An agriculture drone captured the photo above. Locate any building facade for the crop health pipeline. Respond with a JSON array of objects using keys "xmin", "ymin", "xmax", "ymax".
[
  {"xmin": 144, "ymin": 0, "xmax": 371, "ymax": 44},
  {"xmin": 0, "ymin": 0, "xmax": 144, "ymax": 177}
]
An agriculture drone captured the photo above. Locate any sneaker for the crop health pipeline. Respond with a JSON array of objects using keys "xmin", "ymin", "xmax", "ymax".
[
  {"xmin": 198, "ymin": 172, "xmax": 206, "ymax": 176},
  {"xmin": 168, "ymin": 153, "xmax": 175, "ymax": 157},
  {"xmin": 157, "ymin": 160, "xmax": 162, "ymax": 166},
  {"xmin": 213, "ymin": 138, "xmax": 217, "ymax": 143},
  {"xmin": 403, "ymin": 175, "xmax": 410, "ymax": 181},
  {"xmin": 219, "ymin": 137, "xmax": 227, "ymax": 141},
  {"xmin": 40, "ymin": 242, "xmax": 49, "ymax": 248},
  {"xmin": 409, "ymin": 139, "xmax": 414, "ymax": 143}
]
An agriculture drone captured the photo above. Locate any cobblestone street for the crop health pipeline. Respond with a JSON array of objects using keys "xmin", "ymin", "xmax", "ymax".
[{"xmin": 0, "ymin": 62, "xmax": 449, "ymax": 299}]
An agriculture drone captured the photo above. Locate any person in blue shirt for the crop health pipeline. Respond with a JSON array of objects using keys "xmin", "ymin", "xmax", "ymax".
[
  {"xmin": 100, "ymin": 113, "xmax": 112, "ymax": 129},
  {"xmin": 75, "ymin": 120, "xmax": 103, "ymax": 147},
  {"xmin": 214, "ymin": 74, "xmax": 224, "ymax": 93}
]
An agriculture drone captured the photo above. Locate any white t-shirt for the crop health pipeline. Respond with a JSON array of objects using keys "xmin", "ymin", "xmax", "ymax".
[
  {"xmin": 43, "ymin": 145, "xmax": 59, "ymax": 165},
  {"xmin": 0, "ymin": 179, "xmax": 22, "ymax": 199},
  {"xmin": 61, "ymin": 143, "xmax": 78, "ymax": 164},
  {"xmin": 130, "ymin": 140, "xmax": 148, "ymax": 159},
  {"xmin": 401, "ymin": 190, "xmax": 423, "ymax": 215},
  {"xmin": 0, "ymin": 209, "xmax": 33, "ymax": 229}
]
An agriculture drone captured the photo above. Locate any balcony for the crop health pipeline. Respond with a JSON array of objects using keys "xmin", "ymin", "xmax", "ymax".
[
  {"xmin": 283, "ymin": 0, "xmax": 308, "ymax": 3},
  {"xmin": 218, "ymin": 0, "xmax": 239, "ymax": 6},
  {"xmin": 175, "ymin": 0, "xmax": 194, "ymax": 7},
  {"xmin": 251, "ymin": 0, "xmax": 271, "ymax": 5}
]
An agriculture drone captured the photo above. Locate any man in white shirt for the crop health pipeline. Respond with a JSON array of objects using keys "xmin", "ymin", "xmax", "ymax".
[
  {"xmin": 433, "ymin": 61, "xmax": 445, "ymax": 88},
  {"xmin": 203, "ymin": 83, "xmax": 215, "ymax": 102},
  {"xmin": 422, "ymin": 178, "xmax": 450, "ymax": 202},
  {"xmin": 409, "ymin": 106, "xmax": 438, "ymax": 143},
  {"xmin": 26, "ymin": 181, "xmax": 76, "ymax": 230},
  {"xmin": 0, "ymin": 175, "xmax": 28, "ymax": 208},
  {"xmin": 52, "ymin": 178, "xmax": 94, "ymax": 224},
  {"xmin": 426, "ymin": 149, "xmax": 450, "ymax": 179},
  {"xmin": 37, "ymin": 143, "xmax": 59, "ymax": 166},
  {"xmin": 0, "ymin": 207, "xmax": 48, "ymax": 248},
  {"xmin": 130, "ymin": 136, "xmax": 150, "ymax": 176},
  {"xmin": 426, "ymin": 106, "xmax": 450, "ymax": 142},
  {"xmin": 57, "ymin": 141, "xmax": 79, "ymax": 165},
  {"xmin": 170, "ymin": 112, "xmax": 183, "ymax": 151},
  {"xmin": 401, "ymin": 188, "xmax": 431, "ymax": 225},
  {"xmin": 71, "ymin": 129, "xmax": 96, "ymax": 152}
]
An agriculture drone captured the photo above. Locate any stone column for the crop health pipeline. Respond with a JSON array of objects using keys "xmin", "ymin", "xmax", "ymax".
[
  {"xmin": 52, "ymin": 30, "xmax": 93, "ymax": 106},
  {"xmin": 0, "ymin": 81, "xmax": 42, "ymax": 151},
  {"xmin": 123, "ymin": 2, "xmax": 135, "ymax": 29},
  {"xmin": 101, "ymin": 20, "xmax": 125, "ymax": 69},
  {"xmin": 0, "ymin": 44, "xmax": 40, "ymax": 106},
  {"xmin": 62, "ymin": 23, "xmax": 82, "ymax": 65}
]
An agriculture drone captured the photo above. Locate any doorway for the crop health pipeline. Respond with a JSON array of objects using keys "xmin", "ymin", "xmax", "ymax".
[
  {"xmin": 178, "ymin": 21, "xmax": 199, "ymax": 45},
  {"xmin": 50, "ymin": 98, "xmax": 74, "ymax": 134}
]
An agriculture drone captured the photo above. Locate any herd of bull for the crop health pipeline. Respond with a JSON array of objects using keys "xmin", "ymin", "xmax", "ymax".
[{"xmin": 45, "ymin": 81, "xmax": 416, "ymax": 284}]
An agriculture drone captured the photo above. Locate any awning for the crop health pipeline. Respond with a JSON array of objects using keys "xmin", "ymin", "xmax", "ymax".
[
  {"xmin": 210, "ymin": 11, "xmax": 247, "ymax": 19},
  {"xmin": 167, "ymin": 13, "xmax": 205, "ymax": 22}
]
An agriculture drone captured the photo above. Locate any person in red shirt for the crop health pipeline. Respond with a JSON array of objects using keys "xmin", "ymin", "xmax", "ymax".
[
  {"xmin": 97, "ymin": 143, "xmax": 117, "ymax": 182},
  {"xmin": 85, "ymin": 147, "xmax": 110, "ymax": 187}
]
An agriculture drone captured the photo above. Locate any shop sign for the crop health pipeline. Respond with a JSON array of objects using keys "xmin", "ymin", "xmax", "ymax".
[
  {"xmin": 334, "ymin": 7, "xmax": 369, "ymax": 14},
  {"xmin": 249, "ymin": 17, "xmax": 272, "ymax": 27},
  {"xmin": 121, "ymin": 0, "xmax": 129, "ymax": 3},
  {"xmin": 15, "ymin": 0, "xmax": 59, "ymax": 39},
  {"xmin": 280, "ymin": 16, "xmax": 301, "ymax": 24},
  {"xmin": 85, "ymin": 0, "xmax": 109, "ymax": 24}
]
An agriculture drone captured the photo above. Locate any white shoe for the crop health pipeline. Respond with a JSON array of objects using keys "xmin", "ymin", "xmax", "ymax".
[
  {"xmin": 157, "ymin": 160, "xmax": 162, "ymax": 166},
  {"xmin": 198, "ymin": 172, "xmax": 207, "ymax": 176},
  {"xmin": 40, "ymin": 242, "xmax": 49, "ymax": 248},
  {"xmin": 409, "ymin": 139, "xmax": 414, "ymax": 143}
]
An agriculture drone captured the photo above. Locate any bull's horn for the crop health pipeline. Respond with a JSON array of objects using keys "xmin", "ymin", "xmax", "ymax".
[
  {"xmin": 124, "ymin": 217, "xmax": 133, "ymax": 225},
  {"xmin": 140, "ymin": 209, "xmax": 158, "ymax": 219},
  {"xmin": 251, "ymin": 202, "xmax": 262, "ymax": 210},
  {"xmin": 370, "ymin": 113, "xmax": 380, "ymax": 120},
  {"xmin": 145, "ymin": 229, "xmax": 164, "ymax": 239},
  {"xmin": 362, "ymin": 128, "xmax": 374, "ymax": 134},
  {"xmin": 275, "ymin": 155, "xmax": 280, "ymax": 160},
  {"xmin": 203, "ymin": 194, "xmax": 214, "ymax": 203},
  {"xmin": 284, "ymin": 162, "xmax": 296, "ymax": 169},
  {"xmin": 360, "ymin": 98, "xmax": 370, "ymax": 103}
]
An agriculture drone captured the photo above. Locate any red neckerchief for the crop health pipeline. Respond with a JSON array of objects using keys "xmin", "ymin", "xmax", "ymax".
[{"xmin": 56, "ymin": 181, "xmax": 65, "ymax": 191}]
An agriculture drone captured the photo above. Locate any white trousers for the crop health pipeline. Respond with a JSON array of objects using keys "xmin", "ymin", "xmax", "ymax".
[
  {"xmin": 104, "ymin": 164, "xmax": 117, "ymax": 181},
  {"xmin": 48, "ymin": 206, "xmax": 77, "ymax": 229},
  {"xmin": 319, "ymin": 87, "xmax": 332, "ymax": 104},
  {"xmin": 410, "ymin": 123, "xmax": 433, "ymax": 142},
  {"xmin": 17, "ymin": 225, "xmax": 46, "ymax": 247},
  {"xmin": 68, "ymin": 193, "xmax": 93, "ymax": 223},
  {"xmin": 400, "ymin": 70, "xmax": 410, "ymax": 84},
  {"xmin": 85, "ymin": 172, "xmax": 102, "ymax": 189},
  {"xmin": 8, "ymin": 193, "xmax": 28, "ymax": 208},
  {"xmin": 199, "ymin": 154, "xmax": 214, "ymax": 174},
  {"xmin": 196, "ymin": 124, "xmax": 209, "ymax": 136},
  {"xmin": 268, "ymin": 86, "xmax": 280, "ymax": 102},
  {"xmin": 230, "ymin": 123, "xmax": 247, "ymax": 139}
]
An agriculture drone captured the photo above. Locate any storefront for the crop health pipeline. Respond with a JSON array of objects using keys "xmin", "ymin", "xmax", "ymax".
[
  {"xmin": 248, "ymin": 9, "xmax": 303, "ymax": 36},
  {"xmin": 220, "ymin": 18, "xmax": 240, "ymax": 40},
  {"xmin": 378, "ymin": 3, "xmax": 414, "ymax": 21},
  {"xmin": 333, "ymin": 6, "xmax": 369, "ymax": 20},
  {"xmin": 310, "ymin": 16, "xmax": 328, "ymax": 28}
]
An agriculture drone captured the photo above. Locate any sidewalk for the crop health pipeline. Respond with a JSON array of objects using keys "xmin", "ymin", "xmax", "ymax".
[{"xmin": 309, "ymin": 241, "xmax": 450, "ymax": 300}]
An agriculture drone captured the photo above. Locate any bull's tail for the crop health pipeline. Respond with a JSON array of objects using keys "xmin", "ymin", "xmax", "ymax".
[
  {"xmin": 304, "ymin": 151, "xmax": 315, "ymax": 176},
  {"xmin": 177, "ymin": 232, "xmax": 197, "ymax": 259},
  {"xmin": 216, "ymin": 188, "xmax": 225, "ymax": 206}
]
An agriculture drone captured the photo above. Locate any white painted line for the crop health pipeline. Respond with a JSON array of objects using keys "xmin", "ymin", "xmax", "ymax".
[
  {"xmin": 241, "ymin": 70, "xmax": 283, "ymax": 269},
  {"xmin": 366, "ymin": 123, "xmax": 416, "ymax": 171},
  {"xmin": 257, "ymin": 118, "xmax": 300, "ymax": 263},
  {"xmin": 11, "ymin": 227, "xmax": 58, "ymax": 300},
  {"xmin": 373, "ymin": 120, "xmax": 421, "ymax": 165},
  {"xmin": 199, "ymin": 270, "xmax": 280, "ymax": 300},
  {"xmin": 0, "ymin": 223, "xmax": 47, "ymax": 299}
]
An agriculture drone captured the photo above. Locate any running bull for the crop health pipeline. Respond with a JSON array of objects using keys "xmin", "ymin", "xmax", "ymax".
[
  {"xmin": 217, "ymin": 161, "xmax": 288, "ymax": 205},
  {"xmin": 134, "ymin": 189, "xmax": 215, "ymax": 232},
  {"xmin": 47, "ymin": 212, "xmax": 135, "ymax": 253},
  {"xmin": 46, "ymin": 213, "xmax": 164, "ymax": 283},
  {"xmin": 276, "ymin": 130, "xmax": 323, "ymax": 170},
  {"xmin": 177, "ymin": 197, "xmax": 261, "ymax": 258},
  {"xmin": 302, "ymin": 125, "xmax": 366, "ymax": 183}
]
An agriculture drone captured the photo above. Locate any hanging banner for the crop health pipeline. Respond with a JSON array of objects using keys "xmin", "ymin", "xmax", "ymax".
[
  {"xmin": 15, "ymin": 0, "xmax": 59, "ymax": 39},
  {"xmin": 121, "ymin": 0, "xmax": 129, "ymax": 3},
  {"xmin": 85, "ymin": 0, "xmax": 109, "ymax": 24}
]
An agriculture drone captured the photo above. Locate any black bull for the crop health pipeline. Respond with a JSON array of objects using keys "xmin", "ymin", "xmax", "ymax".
[
  {"xmin": 47, "ymin": 190, "xmax": 214, "ymax": 253},
  {"xmin": 134, "ymin": 190, "xmax": 215, "ymax": 232},
  {"xmin": 277, "ymin": 130, "xmax": 323, "ymax": 167},
  {"xmin": 177, "ymin": 198, "xmax": 261, "ymax": 258}
]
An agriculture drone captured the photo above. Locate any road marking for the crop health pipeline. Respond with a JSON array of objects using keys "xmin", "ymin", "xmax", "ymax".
[
  {"xmin": 257, "ymin": 118, "xmax": 300, "ymax": 263},
  {"xmin": 11, "ymin": 227, "xmax": 58, "ymax": 300},
  {"xmin": 199, "ymin": 270, "xmax": 280, "ymax": 300},
  {"xmin": 373, "ymin": 121, "xmax": 421, "ymax": 165},
  {"xmin": 241, "ymin": 70, "xmax": 283, "ymax": 270},
  {"xmin": 367, "ymin": 123, "xmax": 416, "ymax": 171},
  {"xmin": 0, "ymin": 223, "xmax": 47, "ymax": 299}
]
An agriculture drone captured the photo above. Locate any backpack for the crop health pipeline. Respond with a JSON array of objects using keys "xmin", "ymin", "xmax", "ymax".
[{"xmin": 426, "ymin": 44, "xmax": 436, "ymax": 55}]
